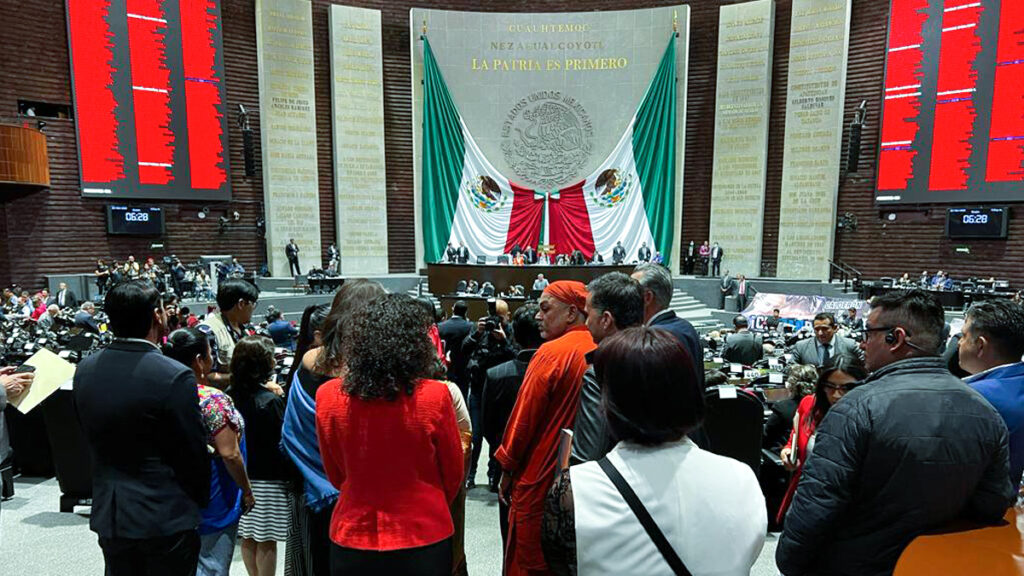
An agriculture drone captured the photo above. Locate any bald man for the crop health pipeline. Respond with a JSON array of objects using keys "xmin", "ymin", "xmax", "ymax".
[{"xmin": 496, "ymin": 281, "xmax": 596, "ymax": 576}]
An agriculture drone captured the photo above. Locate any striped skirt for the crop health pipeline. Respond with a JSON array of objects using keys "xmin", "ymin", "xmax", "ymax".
[{"xmin": 238, "ymin": 479, "xmax": 293, "ymax": 542}]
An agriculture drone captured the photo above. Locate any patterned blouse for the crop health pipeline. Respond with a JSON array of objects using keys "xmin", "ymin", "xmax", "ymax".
[{"xmin": 197, "ymin": 384, "xmax": 245, "ymax": 442}]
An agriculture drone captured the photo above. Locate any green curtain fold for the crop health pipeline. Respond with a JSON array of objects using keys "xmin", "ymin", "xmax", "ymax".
[
  {"xmin": 421, "ymin": 37, "xmax": 466, "ymax": 264},
  {"xmin": 632, "ymin": 34, "xmax": 677, "ymax": 266}
]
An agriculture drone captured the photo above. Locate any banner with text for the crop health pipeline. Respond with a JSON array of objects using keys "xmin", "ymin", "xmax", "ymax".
[
  {"xmin": 709, "ymin": 0, "xmax": 775, "ymax": 278},
  {"xmin": 742, "ymin": 291, "xmax": 867, "ymax": 332},
  {"xmin": 257, "ymin": 0, "xmax": 321, "ymax": 277},
  {"xmin": 330, "ymin": 5, "xmax": 388, "ymax": 274},
  {"xmin": 775, "ymin": 0, "xmax": 852, "ymax": 279}
]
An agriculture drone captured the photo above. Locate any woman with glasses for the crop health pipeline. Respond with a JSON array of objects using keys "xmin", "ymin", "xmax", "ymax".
[{"xmin": 777, "ymin": 353, "xmax": 868, "ymax": 524}]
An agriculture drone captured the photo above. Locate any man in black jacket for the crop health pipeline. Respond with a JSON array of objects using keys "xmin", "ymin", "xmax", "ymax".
[
  {"xmin": 637, "ymin": 242, "xmax": 652, "ymax": 263},
  {"xmin": 462, "ymin": 299, "xmax": 515, "ymax": 487},
  {"xmin": 777, "ymin": 289, "xmax": 1014, "ymax": 576},
  {"xmin": 438, "ymin": 300, "xmax": 473, "ymax": 397},
  {"xmin": 612, "ymin": 241, "xmax": 626, "ymax": 265},
  {"xmin": 73, "ymin": 281, "xmax": 209, "ymax": 575},
  {"xmin": 285, "ymin": 238, "xmax": 301, "ymax": 276},
  {"xmin": 483, "ymin": 303, "xmax": 542, "ymax": 540},
  {"xmin": 571, "ymin": 272, "xmax": 644, "ymax": 464}
]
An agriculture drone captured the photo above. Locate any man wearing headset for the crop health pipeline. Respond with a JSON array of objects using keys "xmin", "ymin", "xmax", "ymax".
[{"xmin": 777, "ymin": 289, "xmax": 1014, "ymax": 576}]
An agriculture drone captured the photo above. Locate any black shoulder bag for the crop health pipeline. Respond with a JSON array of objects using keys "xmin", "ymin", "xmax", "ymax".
[{"xmin": 597, "ymin": 456, "xmax": 693, "ymax": 576}]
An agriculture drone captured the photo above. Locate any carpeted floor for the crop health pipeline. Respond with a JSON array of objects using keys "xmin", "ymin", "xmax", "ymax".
[{"xmin": 1, "ymin": 448, "xmax": 781, "ymax": 575}]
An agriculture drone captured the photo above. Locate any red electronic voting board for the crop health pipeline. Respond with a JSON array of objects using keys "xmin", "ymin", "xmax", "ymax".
[
  {"xmin": 67, "ymin": 0, "xmax": 230, "ymax": 200},
  {"xmin": 877, "ymin": 0, "xmax": 1024, "ymax": 204}
]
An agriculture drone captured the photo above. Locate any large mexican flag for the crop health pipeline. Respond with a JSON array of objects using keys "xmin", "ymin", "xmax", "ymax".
[{"xmin": 422, "ymin": 35, "xmax": 677, "ymax": 264}]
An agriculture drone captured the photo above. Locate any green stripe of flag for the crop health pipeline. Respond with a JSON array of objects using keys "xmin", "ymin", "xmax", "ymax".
[
  {"xmin": 422, "ymin": 37, "xmax": 466, "ymax": 264},
  {"xmin": 632, "ymin": 34, "xmax": 677, "ymax": 265}
]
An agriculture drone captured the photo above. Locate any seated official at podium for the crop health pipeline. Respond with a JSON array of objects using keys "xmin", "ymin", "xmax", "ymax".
[
  {"xmin": 590, "ymin": 251, "xmax": 603, "ymax": 264},
  {"xmin": 569, "ymin": 250, "xmax": 586, "ymax": 266}
]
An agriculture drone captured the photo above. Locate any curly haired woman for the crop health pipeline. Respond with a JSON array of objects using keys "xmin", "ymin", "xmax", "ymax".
[{"xmin": 316, "ymin": 294, "xmax": 463, "ymax": 575}]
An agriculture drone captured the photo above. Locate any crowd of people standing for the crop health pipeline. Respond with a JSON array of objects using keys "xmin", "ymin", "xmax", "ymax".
[{"xmin": 59, "ymin": 269, "xmax": 1024, "ymax": 576}]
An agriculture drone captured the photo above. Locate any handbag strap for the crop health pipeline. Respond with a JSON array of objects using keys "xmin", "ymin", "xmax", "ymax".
[{"xmin": 597, "ymin": 456, "xmax": 692, "ymax": 576}]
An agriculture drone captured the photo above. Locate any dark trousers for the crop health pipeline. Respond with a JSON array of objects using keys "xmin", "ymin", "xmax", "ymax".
[
  {"xmin": 99, "ymin": 530, "xmax": 200, "ymax": 576},
  {"xmin": 499, "ymin": 498, "xmax": 510, "ymax": 558},
  {"xmin": 468, "ymin": 388, "xmax": 484, "ymax": 480},
  {"xmin": 288, "ymin": 257, "xmax": 301, "ymax": 276},
  {"xmin": 712, "ymin": 259, "xmax": 722, "ymax": 276},
  {"xmin": 330, "ymin": 537, "xmax": 452, "ymax": 576}
]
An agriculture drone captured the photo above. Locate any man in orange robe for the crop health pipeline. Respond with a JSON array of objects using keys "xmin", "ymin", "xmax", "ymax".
[{"xmin": 496, "ymin": 280, "xmax": 597, "ymax": 575}]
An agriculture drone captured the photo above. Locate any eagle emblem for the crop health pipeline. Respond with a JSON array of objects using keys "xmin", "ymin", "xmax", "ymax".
[
  {"xmin": 463, "ymin": 175, "xmax": 507, "ymax": 213},
  {"xmin": 591, "ymin": 168, "xmax": 631, "ymax": 208}
]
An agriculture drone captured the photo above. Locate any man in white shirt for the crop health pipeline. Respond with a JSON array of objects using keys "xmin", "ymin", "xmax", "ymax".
[{"xmin": 532, "ymin": 274, "xmax": 549, "ymax": 291}]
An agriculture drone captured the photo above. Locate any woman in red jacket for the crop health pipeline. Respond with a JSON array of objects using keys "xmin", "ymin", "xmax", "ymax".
[
  {"xmin": 316, "ymin": 294, "xmax": 464, "ymax": 576},
  {"xmin": 777, "ymin": 353, "xmax": 868, "ymax": 524}
]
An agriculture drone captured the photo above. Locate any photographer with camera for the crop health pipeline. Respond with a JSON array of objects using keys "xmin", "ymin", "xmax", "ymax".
[{"xmin": 461, "ymin": 298, "xmax": 515, "ymax": 489}]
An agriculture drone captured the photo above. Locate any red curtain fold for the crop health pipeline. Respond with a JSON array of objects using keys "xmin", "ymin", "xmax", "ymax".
[
  {"xmin": 504, "ymin": 182, "xmax": 544, "ymax": 252},
  {"xmin": 548, "ymin": 181, "xmax": 596, "ymax": 258}
]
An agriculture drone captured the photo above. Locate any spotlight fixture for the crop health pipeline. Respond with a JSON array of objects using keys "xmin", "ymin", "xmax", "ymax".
[
  {"xmin": 218, "ymin": 215, "xmax": 229, "ymax": 234},
  {"xmin": 198, "ymin": 207, "xmax": 209, "ymax": 220},
  {"xmin": 36, "ymin": 120, "xmax": 46, "ymax": 132},
  {"xmin": 232, "ymin": 210, "xmax": 241, "ymax": 221}
]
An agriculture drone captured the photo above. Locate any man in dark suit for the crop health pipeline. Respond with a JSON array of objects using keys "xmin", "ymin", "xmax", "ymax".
[
  {"xmin": 457, "ymin": 242, "xmax": 470, "ymax": 264},
  {"xmin": 75, "ymin": 301, "xmax": 101, "ymax": 334},
  {"xmin": 710, "ymin": 242, "xmax": 724, "ymax": 276},
  {"xmin": 735, "ymin": 274, "xmax": 750, "ymax": 311},
  {"xmin": 445, "ymin": 242, "xmax": 458, "ymax": 263},
  {"xmin": 73, "ymin": 281, "xmax": 209, "ymax": 575},
  {"xmin": 722, "ymin": 315, "xmax": 764, "ymax": 366},
  {"xmin": 720, "ymin": 270, "xmax": 736, "ymax": 309},
  {"xmin": 523, "ymin": 244, "xmax": 537, "ymax": 265},
  {"xmin": 286, "ymin": 238, "xmax": 301, "ymax": 276},
  {"xmin": 51, "ymin": 282, "xmax": 78, "ymax": 309},
  {"xmin": 637, "ymin": 242, "xmax": 652, "ymax": 263},
  {"xmin": 438, "ymin": 300, "xmax": 473, "ymax": 398},
  {"xmin": 632, "ymin": 263, "xmax": 704, "ymax": 387},
  {"xmin": 790, "ymin": 312, "xmax": 861, "ymax": 366},
  {"xmin": 612, "ymin": 241, "xmax": 626, "ymax": 265},
  {"xmin": 483, "ymin": 303, "xmax": 542, "ymax": 536},
  {"xmin": 684, "ymin": 240, "xmax": 696, "ymax": 274}
]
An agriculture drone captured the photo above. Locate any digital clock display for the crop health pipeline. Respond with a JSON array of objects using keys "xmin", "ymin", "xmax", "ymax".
[
  {"xmin": 947, "ymin": 207, "xmax": 1007, "ymax": 239},
  {"xmin": 106, "ymin": 204, "xmax": 164, "ymax": 236}
]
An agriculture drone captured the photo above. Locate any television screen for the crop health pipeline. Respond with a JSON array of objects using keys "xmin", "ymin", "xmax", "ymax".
[
  {"xmin": 66, "ymin": 0, "xmax": 231, "ymax": 201},
  {"xmin": 875, "ymin": 0, "xmax": 1024, "ymax": 205},
  {"xmin": 946, "ymin": 207, "xmax": 1008, "ymax": 239},
  {"xmin": 107, "ymin": 205, "xmax": 165, "ymax": 236}
]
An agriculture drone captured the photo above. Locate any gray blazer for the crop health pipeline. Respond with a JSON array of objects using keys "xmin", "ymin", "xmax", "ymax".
[{"xmin": 790, "ymin": 335, "xmax": 861, "ymax": 366}]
